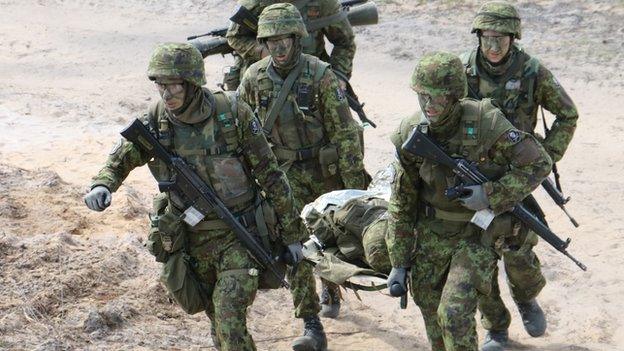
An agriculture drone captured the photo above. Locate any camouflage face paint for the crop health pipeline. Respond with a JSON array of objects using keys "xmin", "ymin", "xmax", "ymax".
[
  {"xmin": 155, "ymin": 79, "xmax": 186, "ymax": 110},
  {"xmin": 418, "ymin": 93, "xmax": 452, "ymax": 123},
  {"xmin": 479, "ymin": 30, "xmax": 512, "ymax": 64},
  {"xmin": 266, "ymin": 35, "xmax": 295, "ymax": 67}
]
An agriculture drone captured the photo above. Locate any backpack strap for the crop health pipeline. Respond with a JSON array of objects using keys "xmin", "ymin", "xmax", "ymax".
[{"xmin": 213, "ymin": 91, "xmax": 240, "ymax": 153}]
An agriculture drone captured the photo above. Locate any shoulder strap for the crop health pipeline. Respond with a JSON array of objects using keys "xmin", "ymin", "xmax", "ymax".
[
  {"xmin": 462, "ymin": 49, "xmax": 481, "ymax": 99},
  {"xmin": 213, "ymin": 91, "xmax": 240, "ymax": 152},
  {"xmin": 150, "ymin": 103, "xmax": 174, "ymax": 149},
  {"xmin": 460, "ymin": 99, "xmax": 482, "ymax": 147},
  {"xmin": 263, "ymin": 59, "xmax": 304, "ymax": 134}
]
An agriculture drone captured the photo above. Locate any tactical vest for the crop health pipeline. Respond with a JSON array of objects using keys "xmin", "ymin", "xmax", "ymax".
[
  {"xmin": 395, "ymin": 99, "xmax": 512, "ymax": 221},
  {"xmin": 251, "ymin": 55, "xmax": 330, "ymax": 163},
  {"xmin": 460, "ymin": 45, "xmax": 540, "ymax": 133},
  {"xmin": 146, "ymin": 90, "xmax": 256, "ymax": 215}
]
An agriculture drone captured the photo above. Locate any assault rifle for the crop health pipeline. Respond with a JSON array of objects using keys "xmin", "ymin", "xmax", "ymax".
[
  {"xmin": 402, "ymin": 128, "xmax": 587, "ymax": 271},
  {"xmin": 121, "ymin": 119, "xmax": 290, "ymax": 288},
  {"xmin": 187, "ymin": 0, "xmax": 379, "ymax": 127}
]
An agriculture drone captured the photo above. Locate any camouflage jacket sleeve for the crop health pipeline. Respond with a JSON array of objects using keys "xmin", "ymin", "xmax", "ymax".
[
  {"xmin": 485, "ymin": 127, "xmax": 553, "ymax": 214},
  {"xmin": 386, "ymin": 154, "xmax": 420, "ymax": 268},
  {"xmin": 237, "ymin": 68, "xmax": 256, "ymax": 109},
  {"xmin": 535, "ymin": 64, "xmax": 578, "ymax": 162},
  {"xmin": 319, "ymin": 0, "xmax": 356, "ymax": 78},
  {"xmin": 226, "ymin": 2, "xmax": 265, "ymax": 63},
  {"xmin": 236, "ymin": 98, "xmax": 302, "ymax": 244},
  {"xmin": 90, "ymin": 115, "xmax": 153, "ymax": 192},
  {"xmin": 317, "ymin": 68, "xmax": 368, "ymax": 189}
]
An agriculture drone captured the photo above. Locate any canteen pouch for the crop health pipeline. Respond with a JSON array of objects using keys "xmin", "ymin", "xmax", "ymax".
[{"xmin": 318, "ymin": 144, "xmax": 339, "ymax": 178}]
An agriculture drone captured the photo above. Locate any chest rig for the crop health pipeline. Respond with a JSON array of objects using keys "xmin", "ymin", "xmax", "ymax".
[
  {"xmin": 416, "ymin": 99, "xmax": 510, "ymax": 218},
  {"xmin": 146, "ymin": 91, "xmax": 256, "ymax": 214},
  {"xmin": 253, "ymin": 55, "xmax": 329, "ymax": 162},
  {"xmin": 461, "ymin": 46, "xmax": 540, "ymax": 133}
]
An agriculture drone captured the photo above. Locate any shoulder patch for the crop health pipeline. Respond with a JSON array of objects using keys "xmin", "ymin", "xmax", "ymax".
[
  {"xmin": 506, "ymin": 130, "xmax": 521, "ymax": 144},
  {"xmin": 250, "ymin": 117, "xmax": 262, "ymax": 135}
]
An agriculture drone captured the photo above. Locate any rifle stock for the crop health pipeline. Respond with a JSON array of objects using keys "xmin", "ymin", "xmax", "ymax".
[
  {"xmin": 121, "ymin": 118, "xmax": 290, "ymax": 287},
  {"xmin": 401, "ymin": 128, "xmax": 587, "ymax": 271}
]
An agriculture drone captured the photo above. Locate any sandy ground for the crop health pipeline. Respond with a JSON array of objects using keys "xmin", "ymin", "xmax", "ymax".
[{"xmin": 1, "ymin": 0, "xmax": 624, "ymax": 350}]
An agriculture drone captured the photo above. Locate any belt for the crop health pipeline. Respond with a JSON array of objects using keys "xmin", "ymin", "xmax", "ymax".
[
  {"xmin": 191, "ymin": 208, "xmax": 257, "ymax": 231},
  {"xmin": 271, "ymin": 144, "xmax": 322, "ymax": 162},
  {"xmin": 421, "ymin": 204, "xmax": 474, "ymax": 222}
]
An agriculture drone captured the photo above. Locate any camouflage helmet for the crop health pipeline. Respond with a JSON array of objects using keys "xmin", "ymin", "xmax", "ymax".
[
  {"xmin": 257, "ymin": 3, "xmax": 308, "ymax": 40},
  {"xmin": 410, "ymin": 52, "xmax": 467, "ymax": 100},
  {"xmin": 147, "ymin": 42, "xmax": 206, "ymax": 86},
  {"xmin": 471, "ymin": 1, "xmax": 522, "ymax": 39}
]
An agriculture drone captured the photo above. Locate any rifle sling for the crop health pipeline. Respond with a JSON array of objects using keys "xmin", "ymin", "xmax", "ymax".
[{"xmin": 263, "ymin": 59, "xmax": 304, "ymax": 135}]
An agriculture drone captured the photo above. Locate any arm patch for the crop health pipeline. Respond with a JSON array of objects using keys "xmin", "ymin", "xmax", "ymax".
[{"xmin": 512, "ymin": 138, "xmax": 542, "ymax": 166}]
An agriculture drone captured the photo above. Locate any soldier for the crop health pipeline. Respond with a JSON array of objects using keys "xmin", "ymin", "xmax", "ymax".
[
  {"xmin": 228, "ymin": 0, "xmax": 361, "ymax": 322},
  {"xmin": 238, "ymin": 3, "xmax": 369, "ymax": 349},
  {"xmin": 225, "ymin": 0, "xmax": 356, "ymax": 91},
  {"xmin": 84, "ymin": 43, "xmax": 304, "ymax": 351},
  {"xmin": 301, "ymin": 189, "xmax": 392, "ymax": 276},
  {"xmin": 386, "ymin": 52, "xmax": 552, "ymax": 350},
  {"xmin": 460, "ymin": 2, "xmax": 579, "ymax": 349}
]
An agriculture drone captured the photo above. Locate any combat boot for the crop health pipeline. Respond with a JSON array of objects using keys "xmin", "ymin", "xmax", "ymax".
[
  {"xmin": 319, "ymin": 280, "xmax": 341, "ymax": 319},
  {"xmin": 292, "ymin": 315, "xmax": 328, "ymax": 351},
  {"xmin": 517, "ymin": 298, "xmax": 547, "ymax": 337},
  {"xmin": 481, "ymin": 329, "xmax": 508, "ymax": 351}
]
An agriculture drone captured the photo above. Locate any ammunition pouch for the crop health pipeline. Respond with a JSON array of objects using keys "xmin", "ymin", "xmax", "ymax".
[
  {"xmin": 318, "ymin": 144, "xmax": 339, "ymax": 178},
  {"xmin": 160, "ymin": 251, "xmax": 208, "ymax": 315}
]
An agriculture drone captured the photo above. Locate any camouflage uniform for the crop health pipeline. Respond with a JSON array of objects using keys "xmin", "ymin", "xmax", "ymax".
[
  {"xmin": 461, "ymin": 1, "xmax": 579, "ymax": 336},
  {"xmin": 88, "ymin": 43, "xmax": 301, "ymax": 351},
  {"xmin": 225, "ymin": 0, "xmax": 356, "ymax": 89},
  {"xmin": 238, "ymin": 3, "xmax": 368, "ymax": 326},
  {"xmin": 387, "ymin": 52, "xmax": 552, "ymax": 350}
]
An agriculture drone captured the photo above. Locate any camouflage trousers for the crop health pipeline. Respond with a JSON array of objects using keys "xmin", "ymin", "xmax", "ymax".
[
  {"xmin": 187, "ymin": 228, "xmax": 260, "ymax": 351},
  {"xmin": 284, "ymin": 160, "xmax": 347, "ymax": 318},
  {"xmin": 478, "ymin": 230, "xmax": 546, "ymax": 331},
  {"xmin": 410, "ymin": 219, "xmax": 498, "ymax": 351}
]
